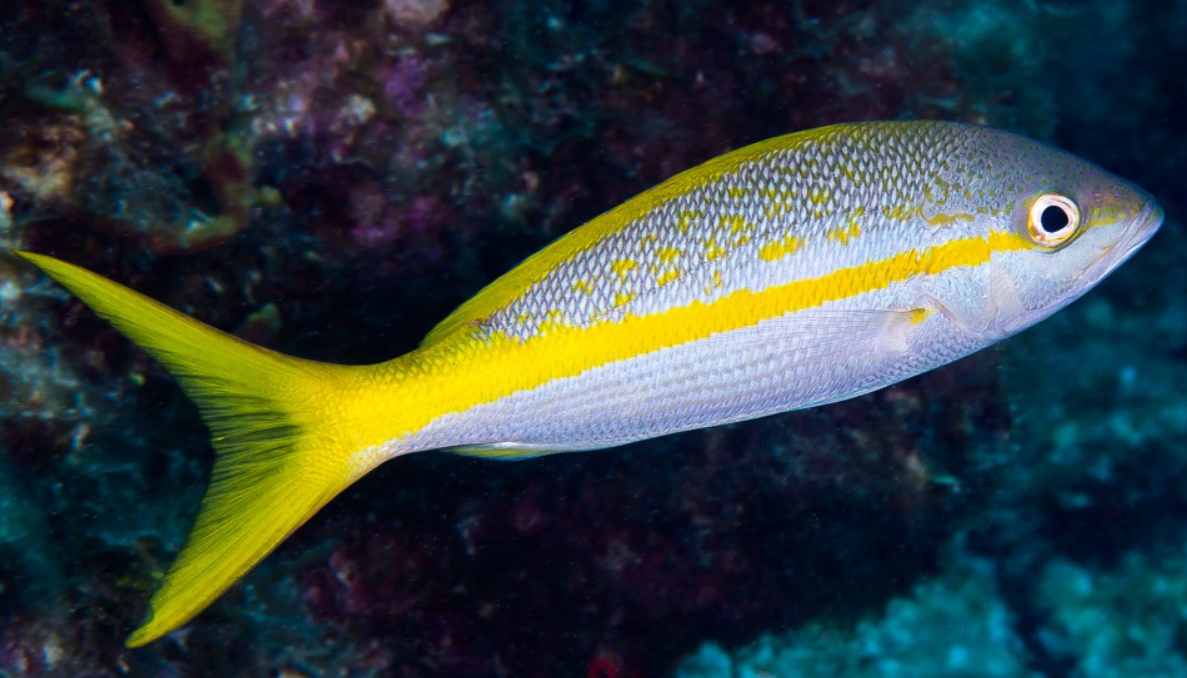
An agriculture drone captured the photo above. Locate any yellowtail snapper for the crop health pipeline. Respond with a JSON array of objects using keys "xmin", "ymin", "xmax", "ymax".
[{"xmin": 13, "ymin": 120, "xmax": 1163, "ymax": 646}]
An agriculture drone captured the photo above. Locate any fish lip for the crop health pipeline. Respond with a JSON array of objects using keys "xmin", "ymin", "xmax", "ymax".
[
  {"xmin": 1132, "ymin": 197, "xmax": 1166, "ymax": 244},
  {"xmin": 1083, "ymin": 197, "xmax": 1164, "ymax": 282}
]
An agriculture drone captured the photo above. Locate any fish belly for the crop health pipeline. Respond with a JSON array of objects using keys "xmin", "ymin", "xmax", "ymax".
[{"xmin": 406, "ymin": 281, "xmax": 982, "ymax": 457}]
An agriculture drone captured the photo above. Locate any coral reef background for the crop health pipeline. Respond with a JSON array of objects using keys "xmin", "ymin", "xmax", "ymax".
[{"xmin": 0, "ymin": 0, "xmax": 1184, "ymax": 676}]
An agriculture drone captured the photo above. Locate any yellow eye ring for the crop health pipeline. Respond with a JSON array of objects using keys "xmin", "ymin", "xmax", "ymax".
[{"xmin": 1027, "ymin": 194, "xmax": 1082, "ymax": 248}]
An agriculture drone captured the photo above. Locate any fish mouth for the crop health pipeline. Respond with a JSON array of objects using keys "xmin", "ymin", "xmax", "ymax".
[
  {"xmin": 1082, "ymin": 197, "xmax": 1164, "ymax": 283},
  {"xmin": 1131, "ymin": 198, "xmax": 1166, "ymax": 248}
]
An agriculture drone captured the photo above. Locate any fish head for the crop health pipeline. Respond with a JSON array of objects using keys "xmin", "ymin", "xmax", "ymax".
[{"xmin": 927, "ymin": 125, "xmax": 1164, "ymax": 339}]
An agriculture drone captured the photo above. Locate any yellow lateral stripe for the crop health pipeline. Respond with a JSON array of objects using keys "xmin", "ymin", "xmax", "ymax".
[
  {"xmin": 420, "ymin": 127, "xmax": 854, "ymax": 347},
  {"xmin": 352, "ymin": 230, "xmax": 1032, "ymax": 445}
]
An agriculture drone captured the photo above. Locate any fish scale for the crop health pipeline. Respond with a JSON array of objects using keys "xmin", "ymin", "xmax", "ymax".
[
  {"xmin": 469, "ymin": 122, "xmax": 965, "ymax": 344},
  {"xmin": 13, "ymin": 120, "xmax": 1162, "ymax": 646}
]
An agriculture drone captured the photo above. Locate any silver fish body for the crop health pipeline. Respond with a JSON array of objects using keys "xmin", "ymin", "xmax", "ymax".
[{"xmin": 394, "ymin": 121, "xmax": 1163, "ymax": 457}]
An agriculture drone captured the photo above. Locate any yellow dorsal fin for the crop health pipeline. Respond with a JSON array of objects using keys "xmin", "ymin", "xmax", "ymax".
[{"xmin": 12, "ymin": 251, "xmax": 371, "ymax": 647}]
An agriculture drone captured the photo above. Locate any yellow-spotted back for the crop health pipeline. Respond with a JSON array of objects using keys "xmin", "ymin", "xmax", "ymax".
[
  {"xmin": 425, "ymin": 123, "xmax": 1158, "ymax": 350},
  {"xmin": 426, "ymin": 122, "xmax": 955, "ymax": 345}
]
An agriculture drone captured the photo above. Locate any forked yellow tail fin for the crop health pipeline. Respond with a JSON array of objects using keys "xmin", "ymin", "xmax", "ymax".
[{"xmin": 13, "ymin": 251, "xmax": 369, "ymax": 647}]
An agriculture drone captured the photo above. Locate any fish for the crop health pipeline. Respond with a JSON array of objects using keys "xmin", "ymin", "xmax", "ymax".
[{"xmin": 13, "ymin": 120, "xmax": 1163, "ymax": 646}]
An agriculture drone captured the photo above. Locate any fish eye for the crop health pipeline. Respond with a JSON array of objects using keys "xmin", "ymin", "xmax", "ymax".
[{"xmin": 1027, "ymin": 194, "xmax": 1082, "ymax": 248}]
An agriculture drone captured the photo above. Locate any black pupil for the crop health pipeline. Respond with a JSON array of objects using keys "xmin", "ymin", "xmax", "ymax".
[{"xmin": 1040, "ymin": 204, "xmax": 1070, "ymax": 233}]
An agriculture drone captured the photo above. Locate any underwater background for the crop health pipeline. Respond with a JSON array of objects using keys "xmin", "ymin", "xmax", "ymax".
[{"xmin": 0, "ymin": 0, "xmax": 1185, "ymax": 676}]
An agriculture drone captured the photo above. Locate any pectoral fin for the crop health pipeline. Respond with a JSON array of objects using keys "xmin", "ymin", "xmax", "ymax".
[{"xmin": 730, "ymin": 306, "xmax": 931, "ymax": 359}]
